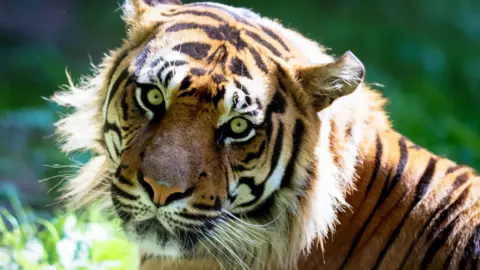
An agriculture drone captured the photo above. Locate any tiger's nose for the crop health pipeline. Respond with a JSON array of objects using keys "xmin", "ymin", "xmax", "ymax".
[{"xmin": 142, "ymin": 177, "xmax": 192, "ymax": 206}]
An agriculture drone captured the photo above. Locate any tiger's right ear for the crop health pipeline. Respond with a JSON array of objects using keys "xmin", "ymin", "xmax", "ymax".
[
  {"xmin": 296, "ymin": 51, "xmax": 365, "ymax": 112},
  {"xmin": 123, "ymin": 0, "xmax": 182, "ymax": 22}
]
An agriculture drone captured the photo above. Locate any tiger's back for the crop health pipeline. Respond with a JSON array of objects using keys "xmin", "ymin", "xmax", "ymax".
[
  {"xmin": 53, "ymin": 0, "xmax": 480, "ymax": 269},
  {"xmin": 303, "ymin": 129, "xmax": 480, "ymax": 269}
]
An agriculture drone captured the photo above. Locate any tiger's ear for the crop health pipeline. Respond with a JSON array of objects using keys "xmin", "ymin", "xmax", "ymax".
[
  {"xmin": 123, "ymin": 0, "xmax": 182, "ymax": 21},
  {"xmin": 296, "ymin": 51, "xmax": 365, "ymax": 111}
]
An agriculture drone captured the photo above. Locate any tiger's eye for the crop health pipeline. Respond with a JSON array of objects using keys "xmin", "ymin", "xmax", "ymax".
[
  {"xmin": 230, "ymin": 117, "xmax": 249, "ymax": 134},
  {"xmin": 147, "ymin": 89, "xmax": 164, "ymax": 106}
]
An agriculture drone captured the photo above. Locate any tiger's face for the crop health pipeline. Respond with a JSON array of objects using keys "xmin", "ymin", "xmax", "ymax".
[{"xmin": 92, "ymin": 0, "xmax": 363, "ymax": 261}]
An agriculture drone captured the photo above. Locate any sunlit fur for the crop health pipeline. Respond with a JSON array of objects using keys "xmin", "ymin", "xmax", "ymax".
[{"xmin": 52, "ymin": 1, "xmax": 480, "ymax": 269}]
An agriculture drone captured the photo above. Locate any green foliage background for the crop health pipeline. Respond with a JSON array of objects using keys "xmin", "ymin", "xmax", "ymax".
[{"xmin": 0, "ymin": 0, "xmax": 479, "ymax": 268}]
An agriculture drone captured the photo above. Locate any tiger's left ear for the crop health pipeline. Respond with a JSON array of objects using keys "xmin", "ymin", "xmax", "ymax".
[
  {"xmin": 296, "ymin": 51, "xmax": 365, "ymax": 111},
  {"xmin": 123, "ymin": 0, "xmax": 182, "ymax": 22}
]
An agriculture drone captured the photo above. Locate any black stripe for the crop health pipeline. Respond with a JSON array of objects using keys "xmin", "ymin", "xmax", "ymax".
[
  {"xmin": 149, "ymin": 57, "xmax": 162, "ymax": 68},
  {"xmin": 110, "ymin": 183, "xmax": 139, "ymax": 201},
  {"xmin": 238, "ymin": 122, "xmax": 284, "ymax": 208},
  {"xmin": 255, "ymin": 97, "xmax": 263, "ymax": 110},
  {"xmin": 426, "ymin": 183, "xmax": 470, "ymax": 241},
  {"xmin": 408, "ymin": 144, "xmax": 422, "ymax": 150},
  {"xmin": 177, "ymin": 212, "xmax": 212, "ymax": 221},
  {"xmin": 236, "ymin": 176, "xmax": 265, "ymax": 208},
  {"xmin": 365, "ymin": 134, "xmax": 383, "ymax": 195},
  {"xmin": 380, "ymin": 136, "xmax": 408, "ymax": 203},
  {"xmin": 248, "ymin": 46, "xmax": 268, "ymax": 73},
  {"xmin": 119, "ymin": 79, "xmax": 135, "ymax": 121},
  {"xmin": 157, "ymin": 60, "xmax": 187, "ymax": 77},
  {"xmin": 268, "ymin": 122, "xmax": 284, "ymax": 176},
  {"xmin": 172, "ymin": 42, "xmax": 211, "ymax": 59},
  {"xmin": 374, "ymin": 157, "xmax": 437, "ymax": 269},
  {"xmin": 245, "ymin": 30, "xmax": 282, "ymax": 57},
  {"xmin": 230, "ymin": 57, "xmax": 252, "ymax": 79},
  {"xmin": 178, "ymin": 75, "xmax": 192, "ymax": 91},
  {"xmin": 187, "ymin": 2, "xmax": 256, "ymax": 27},
  {"xmin": 460, "ymin": 225, "xmax": 480, "ymax": 269},
  {"xmin": 442, "ymin": 234, "xmax": 463, "ymax": 269},
  {"xmin": 241, "ymin": 140, "xmax": 266, "ymax": 163},
  {"xmin": 231, "ymin": 92, "xmax": 239, "ymax": 107},
  {"xmin": 190, "ymin": 68, "xmax": 207, "ymax": 76},
  {"xmin": 164, "ymin": 70, "xmax": 174, "ymax": 87},
  {"xmin": 261, "ymin": 89, "xmax": 285, "ymax": 146},
  {"xmin": 340, "ymin": 167, "xmax": 391, "ymax": 269},
  {"xmin": 120, "ymin": 87, "xmax": 129, "ymax": 121},
  {"xmin": 178, "ymin": 88, "xmax": 197, "ymax": 98},
  {"xmin": 117, "ymin": 174, "xmax": 134, "ymax": 187},
  {"xmin": 273, "ymin": 60, "xmax": 287, "ymax": 77},
  {"xmin": 111, "ymin": 196, "xmax": 139, "ymax": 211},
  {"xmin": 163, "ymin": 10, "xmax": 226, "ymax": 22},
  {"xmin": 104, "ymin": 121, "xmax": 123, "ymax": 158},
  {"xmin": 446, "ymin": 165, "xmax": 467, "ymax": 174},
  {"xmin": 107, "ymin": 50, "xmax": 129, "ymax": 87},
  {"xmin": 198, "ymin": 88, "xmax": 216, "ymax": 103},
  {"xmin": 260, "ymin": 25, "xmax": 290, "ymax": 52},
  {"xmin": 416, "ymin": 186, "xmax": 470, "ymax": 268},
  {"xmin": 111, "ymin": 197, "xmax": 133, "ymax": 222},
  {"xmin": 192, "ymin": 199, "xmax": 221, "ymax": 211},
  {"xmin": 135, "ymin": 46, "xmax": 150, "ymax": 75},
  {"xmin": 167, "ymin": 22, "xmax": 249, "ymax": 51},
  {"xmin": 232, "ymin": 164, "xmax": 248, "ymax": 172},
  {"xmin": 243, "ymin": 191, "xmax": 277, "ymax": 219},
  {"xmin": 166, "ymin": 22, "xmax": 201, "ymax": 33},
  {"xmin": 414, "ymin": 157, "xmax": 438, "ymax": 201},
  {"xmin": 212, "ymin": 74, "xmax": 227, "ymax": 84},
  {"xmin": 106, "ymin": 68, "xmax": 130, "ymax": 112},
  {"xmin": 212, "ymin": 85, "xmax": 225, "ymax": 107},
  {"xmin": 144, "ymin": 0, "xmax": 181, "ymax": 5},
  {"xmin": 281, "ymin": 119, "xmax": 304, "ymax": 188},
  {"xmin": 399, "ymin": 173, "xmax": 469, "ymax": 268},
  {"xmin": 206, "ymin": 44, "xmax": 228, "ymax": 68},
  {"xmin": 234, "ymin": 80, "xmax": 252, "ymax": 106},
  {"xmin": 420, "ymin": 217, "xmax": 458, "ymax": 268},
  {"xmin": 270, "ymin": 91, "xmax": 286, "ymax": 114},
  {"xmin": 163, "ymin": 187, "xmax": 195, "ymax": 206}
]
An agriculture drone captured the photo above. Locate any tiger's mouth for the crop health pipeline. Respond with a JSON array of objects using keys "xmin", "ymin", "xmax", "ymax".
[{"xmin": 121, "ymin": 210, "xmax": 219, "ymax": 257}]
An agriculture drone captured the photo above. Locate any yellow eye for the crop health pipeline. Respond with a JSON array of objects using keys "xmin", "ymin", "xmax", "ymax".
[
  {"xmin": 230, "ymin": 117, "xmax": 249, "ymax": 134},
  {"xmin": 147, "ymin": 89, "xmax": 164, "ymax": 106}
]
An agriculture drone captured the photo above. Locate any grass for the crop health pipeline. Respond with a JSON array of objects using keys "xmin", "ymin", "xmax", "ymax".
[{"xmin": 0, "ymin": 189, "xmax": 138, "ymax": 270}]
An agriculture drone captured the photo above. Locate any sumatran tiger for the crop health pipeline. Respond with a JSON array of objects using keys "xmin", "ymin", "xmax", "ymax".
[{"xmin": 52, "ymin": 0, "xmax": 480, "ymax": 269}]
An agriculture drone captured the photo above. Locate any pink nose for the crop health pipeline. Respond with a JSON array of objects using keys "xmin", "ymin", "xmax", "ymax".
[{"xmin": 143, "ymin": 177, "xmax": 188, "ymax": 206}]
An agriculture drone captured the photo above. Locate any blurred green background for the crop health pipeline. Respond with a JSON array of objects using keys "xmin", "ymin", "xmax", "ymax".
[{"xmin": 0, "ymin": 0, "xmax": 479, "ymax": 268}]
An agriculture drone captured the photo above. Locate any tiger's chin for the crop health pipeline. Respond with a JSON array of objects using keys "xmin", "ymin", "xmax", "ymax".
[{"xmin": 123, "ymin": 219, "xmax": 197, "ymax": 259}]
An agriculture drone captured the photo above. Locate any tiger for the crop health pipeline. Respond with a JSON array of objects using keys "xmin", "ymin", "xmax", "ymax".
[{"xmin": 51, "ymin": 0, "xmax": 480, "ymax": 269}]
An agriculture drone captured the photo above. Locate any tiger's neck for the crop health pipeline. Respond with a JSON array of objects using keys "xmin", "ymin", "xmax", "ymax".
[{"xmin": 299, "ymin": 87, "xmax": 477, "ymax": 269}]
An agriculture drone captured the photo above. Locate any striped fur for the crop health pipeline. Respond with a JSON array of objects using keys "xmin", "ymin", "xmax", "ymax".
[{"xmin": 52, "ymin": 0, "xmax": 480, "ymax": 269}]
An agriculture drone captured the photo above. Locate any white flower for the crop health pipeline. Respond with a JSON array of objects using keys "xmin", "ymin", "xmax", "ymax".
[
  {"xmin": 20, "ymin": 239, "xmax": 44, "ymax": 264},
  {"xmin": 56, "ymin": 237, "xmax": 90, "ymax": 269},
  {"xmin": 0, "ymin": 248, "xmax": 18, "ymax": 270},
  {"xmin": 84, "ymin": 223, "xmax": 111, "ymax": 242},
  {"xmin": 62, "ymin": 215, "xmax": 78, "ymax": 238}
]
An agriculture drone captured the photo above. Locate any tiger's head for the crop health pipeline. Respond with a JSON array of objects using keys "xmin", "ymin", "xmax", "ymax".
[{"xmin": 54, "ymin": 0, "xmax": 370, "ymax": 268}]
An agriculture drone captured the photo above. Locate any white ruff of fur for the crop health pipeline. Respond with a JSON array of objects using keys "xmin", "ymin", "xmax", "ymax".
[{"xmin": 51, "ymin": 65, "xmax": 113, "ymax": 208}]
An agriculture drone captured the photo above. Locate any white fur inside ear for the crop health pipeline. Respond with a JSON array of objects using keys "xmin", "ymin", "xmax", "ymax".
[
  {"xmin": 324, "ymin": 52, "xmax": 364, "ymax": 92},
  {"xmin": 297, "ymin": 51, "xmax": 365, "ymax": 111}
]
